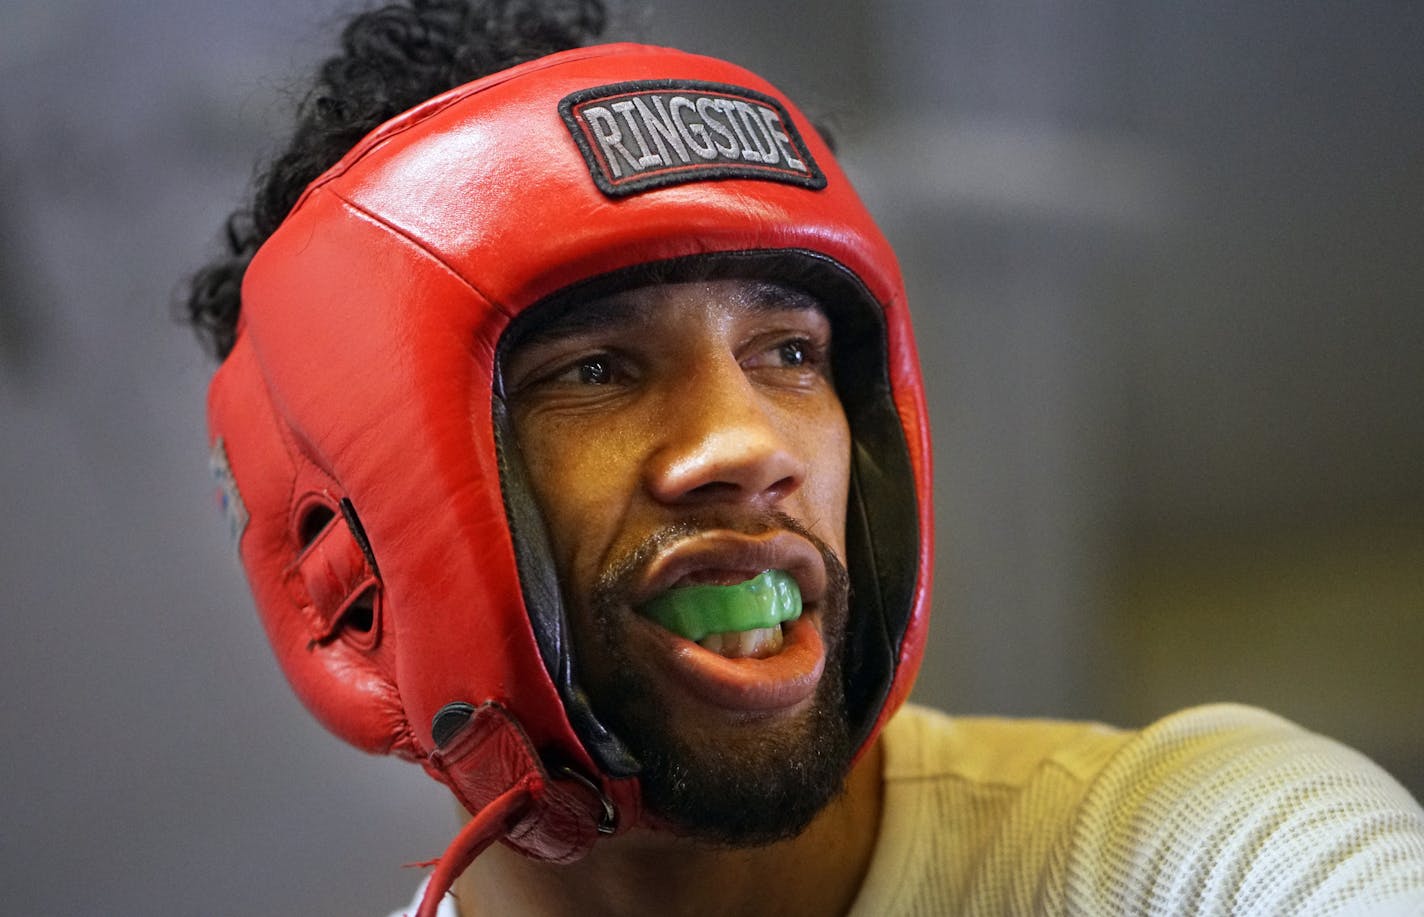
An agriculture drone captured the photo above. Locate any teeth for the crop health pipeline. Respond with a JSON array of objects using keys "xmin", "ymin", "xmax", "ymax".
[{"xmin": 698, "ymin": 626, "xmax": 784, "ymax": 659}]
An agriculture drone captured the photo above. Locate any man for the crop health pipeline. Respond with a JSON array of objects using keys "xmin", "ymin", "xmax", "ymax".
[{"xmin": 189, "ymin": 2, "xmax": 1424, "ymax": 914}]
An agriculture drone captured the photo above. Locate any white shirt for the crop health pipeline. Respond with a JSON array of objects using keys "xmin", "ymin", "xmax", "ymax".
[
  {"xmin": 851, "ymin": 704, "xmax": 1424, "ymax": 915},
  {"xmin": 394, "ymin": 703, "xmax": 1424, "ymax": 916}
]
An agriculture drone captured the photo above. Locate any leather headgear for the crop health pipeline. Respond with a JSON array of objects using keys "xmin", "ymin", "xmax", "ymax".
[{"xmin": 207, "ymin": 42, "xmax": 931, "ymax": 898}]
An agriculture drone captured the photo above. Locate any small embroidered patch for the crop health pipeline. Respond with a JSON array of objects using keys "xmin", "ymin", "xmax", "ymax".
[
  {"xmin": 560, "ymin": 79, "xmax": 827, "ymax": 197},
  {"xmin": 210, "ymin": 437, "xmax": 249, "ymax": 546}
]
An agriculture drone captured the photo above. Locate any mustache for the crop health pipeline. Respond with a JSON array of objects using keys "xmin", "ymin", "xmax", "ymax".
[{"xmin": 590, "ymin": 510, "xmax": 845, "ymax": 615}]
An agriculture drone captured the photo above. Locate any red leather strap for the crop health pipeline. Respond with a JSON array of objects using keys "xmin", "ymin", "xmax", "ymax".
[
  {"xmin": 430, "ymin": 704, "xmax": 611, "ymax": 865},
  {"xmin": 413, "ymin": 780, "xmax": 533, "ymax": 917}
]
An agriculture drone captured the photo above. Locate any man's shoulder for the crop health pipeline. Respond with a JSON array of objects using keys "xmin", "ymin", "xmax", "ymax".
[
  {"xmin": 1065, "ymin": 702, "xmax": 1424, "ymax": 915},
  {"xmin": 866, "ymin": 703, "xmax": 1424, "ymax": 915},
  {"xmin": 883, "ymin": 699, "xmax": 1417, "ymax": 798},
  {"xmin": 1071, "ymin": 700, "xmax": 1424, "ymax": 847}
]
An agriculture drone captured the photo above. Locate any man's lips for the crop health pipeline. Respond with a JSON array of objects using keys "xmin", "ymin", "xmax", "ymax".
[
  {"xmin": 624, "ymin": 529, "xmax": 830, "ymax": 712},
  {"xmin": 632, "ymin": 529, "xmax": 828, "ymax": 608},
  {"xmin": 629, "ymin": 611, "xmax": 826, "ymax": 713}
]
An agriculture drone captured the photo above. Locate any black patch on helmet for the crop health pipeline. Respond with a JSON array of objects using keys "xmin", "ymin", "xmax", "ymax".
[{"xmin": 560, "ymin": 80, "xmax": 827, "ymax": 198}]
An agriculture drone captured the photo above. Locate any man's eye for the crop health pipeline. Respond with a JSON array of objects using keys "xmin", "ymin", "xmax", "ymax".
[
  {"xmin": 547, "ymin": 354, "xmax": 618, "ymax": 385},
  {"xmin": 744, "ymin": 335, "xmax": 828, "ymax": 375},
  {"xmin": 577, "ymin": 357, "xmax": 612, "ymax": 384},
  {"xmin": 778, "ymin": 340, "xmax": 808, "ymax": 367}
]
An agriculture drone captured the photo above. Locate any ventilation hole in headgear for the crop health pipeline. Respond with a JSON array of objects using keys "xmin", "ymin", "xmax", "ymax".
[
  {"xmin": 339, "ymin": 587, "xmax": 377, "ymax": 636},
  {"xmin": 297, "ymin": 502, "xmax": 337, "ymax": 548}
]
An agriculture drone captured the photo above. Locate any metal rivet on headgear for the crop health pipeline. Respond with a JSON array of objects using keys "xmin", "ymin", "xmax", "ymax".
[{"xmin": 431, "ymin": 702, "xmax": 476, "ymax": 748}]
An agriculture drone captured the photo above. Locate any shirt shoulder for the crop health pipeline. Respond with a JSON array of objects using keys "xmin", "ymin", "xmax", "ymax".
[
  {"xmin": 854, "ymin": 703, "xmax": 1424, "ymax": 917},
  {"xmin": 1065, "ymin": 703, "xmax": 1424, "ymax": 916},
  {"xmin": 852, "ymin": 704, "xmax": 1137, "ymax": 916}
]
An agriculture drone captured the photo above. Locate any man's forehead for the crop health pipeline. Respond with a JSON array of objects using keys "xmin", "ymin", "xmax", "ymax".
[{"xmin": 510, "ymin": 278, "xmax": 827, "ymax": 348}]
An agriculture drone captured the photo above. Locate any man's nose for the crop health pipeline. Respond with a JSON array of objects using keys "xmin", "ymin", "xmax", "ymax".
[{"xmin": 642, "ymin": 367, "xmax": 805, "ymax": 507}]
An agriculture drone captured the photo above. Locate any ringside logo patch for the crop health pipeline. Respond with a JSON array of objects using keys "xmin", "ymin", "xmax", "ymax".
[{"xmin": 560, "ymin": 80, "xmax": 827, "ymax": 197}]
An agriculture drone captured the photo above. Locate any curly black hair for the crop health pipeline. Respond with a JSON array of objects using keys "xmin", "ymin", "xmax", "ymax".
[{"xmin": 184, "ymin": 0, "xmax": 609, "ymax": 360}]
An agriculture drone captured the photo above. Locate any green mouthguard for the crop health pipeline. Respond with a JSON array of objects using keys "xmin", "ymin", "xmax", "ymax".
[{"xmin": 638, "ymin": 570, "xmax": 802, "ymax": 641}]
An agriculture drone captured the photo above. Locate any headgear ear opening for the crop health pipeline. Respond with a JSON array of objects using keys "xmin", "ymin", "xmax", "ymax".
[{"xmin": 209, "ymin": 334, "xmax": 418, "ymax": 760}]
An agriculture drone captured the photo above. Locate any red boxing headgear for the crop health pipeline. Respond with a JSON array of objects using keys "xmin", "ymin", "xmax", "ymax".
[{"xmin": 207, "ymin": 42, "xmax": 931, "ymax": 893}]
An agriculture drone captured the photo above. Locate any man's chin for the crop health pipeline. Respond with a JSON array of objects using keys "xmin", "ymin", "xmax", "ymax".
[
  {"xmin": 580, "ymin": 511, "xmax": 856, "ymax": 846},
  {"xmin": 605, "ymin": 674, "xmax": 854, "ymax": 847}
]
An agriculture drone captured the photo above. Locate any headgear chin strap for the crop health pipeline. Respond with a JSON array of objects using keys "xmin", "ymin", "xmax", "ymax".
[{"xmin": 207, "ymin": 43, "xmax": 932, "ymax": 911}]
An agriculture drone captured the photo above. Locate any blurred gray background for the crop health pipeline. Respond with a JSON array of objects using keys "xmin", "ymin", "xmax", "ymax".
[{"xmin": 2, "ymin": 1, "xmax": 1420, "ymax": 914}]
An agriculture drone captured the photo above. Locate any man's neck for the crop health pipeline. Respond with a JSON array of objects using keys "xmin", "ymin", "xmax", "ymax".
[{"xmin": 452, "ymin": 737, "xmax": 884, "ymax": 917}]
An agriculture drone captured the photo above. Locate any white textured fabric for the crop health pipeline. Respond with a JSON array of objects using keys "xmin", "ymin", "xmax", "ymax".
[
  {"xmin": 391, "ymin": 704, "xmax": 1424, "ymax": 916},
  {"xmin": 850, "ymin": 704, "xmax": 1424, "ymax": 916},
  {"xmin": 389, "ymin": 879, "xmax": 455, "ymax": 917}
]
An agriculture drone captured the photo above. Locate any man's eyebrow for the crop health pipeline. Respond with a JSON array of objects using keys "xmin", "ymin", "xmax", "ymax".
[
  {"xmin": 510, "ymin": 281, "xmax": 827, "ymax": 351},
  {"xmin": 742, "ymin": 281, "xmax": 825, "ymax": 314},
  {"xmin": 511, "ymin": 296, "xmax": 648, "ymax": 349}
]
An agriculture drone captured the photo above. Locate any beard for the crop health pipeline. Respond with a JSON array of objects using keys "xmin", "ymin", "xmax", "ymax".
[{"xmin": 578, "ymin": 512, "xmax": 854, "ymax": 847}]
